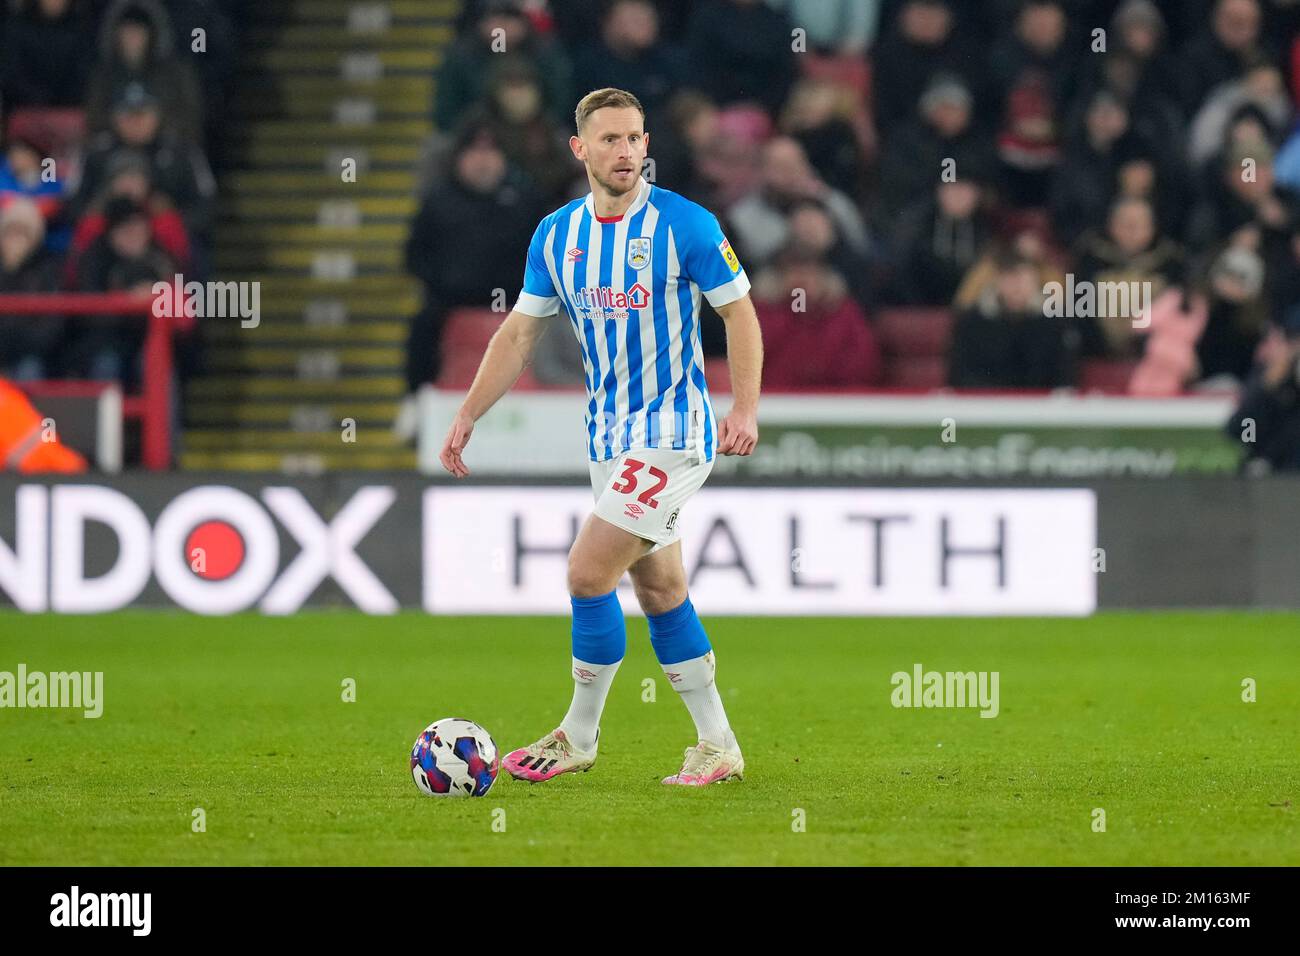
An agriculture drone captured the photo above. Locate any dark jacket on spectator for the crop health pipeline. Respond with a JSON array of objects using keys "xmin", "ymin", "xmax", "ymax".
[
  {"xmin": 0, "ymin": 0, "xmax": 93, "ymax": 107},
  {"xmin": 1226, "ymin": 365, "xmax": 1300, "ymax": 471},
  {"xmin": 85, "ymin": 0, "xmax": 206, "ymax": 145},
  {"xmin": 405, "ymin": 167, "xmax": 539, "ymax": 302},
  {"xmin": 683, "ymin": 0, "xmax": 795, "ymax": 115},
  {"xmin": 77, "ymin": 135, "xmax": 216, "ymax": 239},
  {"xmin": 0, "ymin": 246, "xmax": 64, "ymax": 369}
]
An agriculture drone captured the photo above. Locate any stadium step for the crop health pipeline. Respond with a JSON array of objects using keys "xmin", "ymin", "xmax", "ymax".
[
  {"xmin": 220, "ymin": 195, "xmax": 416, "ymax": 221},
  {"xmin": 244, "ymin": 0, "xmax": 458, "ymax": 25},
  {"xmin": 185, "ymin": 428, "xmax": 407, "ymax": 451},
  {"xmin": 186, "ymin": 400, "xmax": 400, "ymax": 427},
  {"xmin": 185, "ymin": 1, "xmax": 451, "ymax": 472},
  {"xmin": 204, "ymin": 320, "xmax": 407, "ymax": 344},
  {"xmin": 187, "ymin": 376, "xmax": 406, "ymax": 400}
]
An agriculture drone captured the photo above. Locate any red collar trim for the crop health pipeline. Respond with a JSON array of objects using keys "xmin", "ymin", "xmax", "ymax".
[{"xmin": 594, "ymin": 212, "xmax": 623, "ymax": 223}]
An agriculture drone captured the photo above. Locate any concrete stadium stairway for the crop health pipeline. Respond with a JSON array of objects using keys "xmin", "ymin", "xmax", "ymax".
[{"xmin": 182, "ymin": 0, "xmax": 459, "ymax": 471}]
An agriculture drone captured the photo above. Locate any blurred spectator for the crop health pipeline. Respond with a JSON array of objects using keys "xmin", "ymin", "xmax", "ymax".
[
  {"xmin": 0, "ymin": 197, "xmax": 63, "ymax": 380},
  {"xmin": 0, "ymin": 134, "xmax": 68, "ymax": 250},
  {"xmin": 754, "ymin": 249, "xmax": 882, "ymax": 389},
  {"xmin": 1101, "ymin": 1, "xmax": 1183, "ymax": 112},
  {"xmin": 684, "ymin": 0, "xmax": 795, "ymax": 115},
  {"xmin": 766, "ymin": 0, "xmax": 881, "ymax": 56},
  {"xmin": 66, "ymin": 196, "xmax": 174, "ymax": 384},
  {"xmin": 1074, "ymin": 196, "xmax": 1183, "ymax": 356},
  {"xmin": 0, "ymin": 0, "xmax": 93, "ymax": 108},
  {"xmin": 876, "ymin": 72, "xmax": 994, "ymax": 224},
  {"xmin": 948, "ymin": 248, "xmax": 1075, "ymax": 388},
  {"xmin": 892, "ymin": 174, "xmax": 995, "ymax": 306},
  {"xmin": 872, "ymin": 0, "xmax": 983, "ymax": 133},
  {"xmin": 434, "ymin": 0, "xmax": 572, "ymax": 132},
  {"xmin": 1051, "ymin": 90, "xmax": 1142, "ymax": 245},
  {"xmin": 1179, "ymin": 0, "xmax": 1265, "ymax": 113},
  {"xmin": 85, "ymin": 0, "xmax": 205, "ymax": 146},
  {"xmin": 158, "ymin": 0, "xmax": 237, "ymax": 160},
  {"xmin": 396, "ymin": 123, "xmax": 541, "ymax": 439},
  {"xmin": 1128, "ymin": 286, "xmax": 1209, "ymax": 396},
  {"xmin": 779, "ymin": 79, "xmax": 868, "ymax": 203},
  {"xmin": 1188, "ymin": 59, "xmax": 1292, "ymax": 172},
  {"xmin": 1263, "ymin": 205, "xmax": 1300, "ymax": 316},
  {"xmin": 65, "ymin": 150, "xmax": 191, "ymax": 285},
  {"xmin": 530, "ymin": 318, "xmax": 587, "ymax": 387},
  {"xmin": 1196, "ymin": 243, "xmax": 1270, "ymax": 383},
  {"xmin": 1225, "ymin": 307, "xmax": 1300, "ymax": 471},
  {"xmin": 571, "ymin": 0, "xmax": 683, "ymax": 126},
  {"xmin": 990, "ymin": 0, "xmax": 1076, "ymax": 207},
  {"xmin": 76, "ymin": 83, "xmax": 217, "ymax": 242},
  {"xmin": 1186, "ymin": 139, "xmax": 1293, "ymax": 252},
  {"xmin": 643, "ymin": 90, "xmax": 720, "ymax": 204},
  {"xmin": 785, "ymin": 197, "xmax": 874, "ymax": 307},
  {"xmin": 471, "ymin": 56, "xmax": 581, "ymax": 205},
  {"xmin": 728, "ymin": 137, "xmax": 868, "ymax": 271}
]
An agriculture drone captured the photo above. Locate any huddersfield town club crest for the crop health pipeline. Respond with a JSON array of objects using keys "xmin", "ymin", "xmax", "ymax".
[{"xmin": 627, "ymin": 237, "xmax": 651, "ymax": 270}]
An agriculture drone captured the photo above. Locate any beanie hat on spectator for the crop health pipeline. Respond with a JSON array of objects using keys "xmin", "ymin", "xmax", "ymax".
[
  {"xmin": 920, "ymin": 73, "xmax": 973, "ymax": 115},
  {"xmin": 1113, "ymin": 0, "xmax": 1164, "ymax": 35},
  {"xmin": 0, "ymin": 197, "xmax": 46, "ymax": 247},
  {"xmin": 113, "ymin": 81, "xmax": 160, "ymax": 114}
]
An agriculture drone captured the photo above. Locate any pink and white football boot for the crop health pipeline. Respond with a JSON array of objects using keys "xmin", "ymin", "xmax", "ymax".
[
  {"xmin": 661, "ymin": 736, "xmax": 745, "ymax": 786},
  {"xmin": 503, "ymin": 728, "xmax": 596, "ymax": 783}
]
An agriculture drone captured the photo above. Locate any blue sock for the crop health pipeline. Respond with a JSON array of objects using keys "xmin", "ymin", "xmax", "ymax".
[
  {"xmin": 647, "ymin": 596, "xmax": 711, "ymax": 665},
  {"xmin": 561, "ymin": 590, "xmax": 627, "ymax": 751},
  {"xmin": 570, "ymin": 590, "xmax": 626, "ymax": 665}
]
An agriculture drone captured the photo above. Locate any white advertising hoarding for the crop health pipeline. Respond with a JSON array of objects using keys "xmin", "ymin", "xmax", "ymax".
[{"xmin": 423, "ymin": 488, "xmax": 1097, "ymax": 616}]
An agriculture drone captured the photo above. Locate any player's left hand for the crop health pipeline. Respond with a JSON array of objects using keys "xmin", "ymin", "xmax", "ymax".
[{"xmin": 717, "ymin": 408, "xmax": 758, "ymax": 456}]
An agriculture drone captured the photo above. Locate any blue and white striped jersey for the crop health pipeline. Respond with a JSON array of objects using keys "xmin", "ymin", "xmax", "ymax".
[{"xmin": 513, "ymin": 177, "xmax": 750, "ymax": 463}]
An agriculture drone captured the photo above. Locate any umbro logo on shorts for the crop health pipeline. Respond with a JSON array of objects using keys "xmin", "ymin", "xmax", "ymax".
[{"xmin": 624, "ymin": 502, "xmax": 644, "ymax": 519}]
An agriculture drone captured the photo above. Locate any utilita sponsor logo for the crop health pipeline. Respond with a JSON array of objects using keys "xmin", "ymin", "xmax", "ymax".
[
  {"xmin": 0, "ymin": 485, "xmax": 397, "ymax": 615},
  {"xmin": 574, "ymin": 283, "xmax": 650, "ymax": 313},
  {"xmin": 50, "ymin": 886, "xmax": 151, "ymax": 936}
]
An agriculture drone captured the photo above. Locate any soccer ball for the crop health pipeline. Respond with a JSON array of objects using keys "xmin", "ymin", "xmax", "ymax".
[{"xmin": 410, "ymin": 717, "xmax": 499, "ymax": 797}]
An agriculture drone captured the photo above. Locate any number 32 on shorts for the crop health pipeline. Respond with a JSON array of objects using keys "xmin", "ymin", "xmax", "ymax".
[{"xmin": 610, "ymin": 457, "xmax": 669, "ymax": 509}]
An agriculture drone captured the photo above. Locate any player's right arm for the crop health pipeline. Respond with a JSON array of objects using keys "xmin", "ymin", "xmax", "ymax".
[
  {"xmin": 440, "ymin": 215, "xmax": 562, "ymax": 477},
  {"xmin": 439, "ymin": 309, "xmax": 547, "ymax": 477}
]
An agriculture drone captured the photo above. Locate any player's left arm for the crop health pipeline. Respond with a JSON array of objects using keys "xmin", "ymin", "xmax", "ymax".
[
  {"xmin": 713, "ymin": 294, "xmax": 762, "ymax": 456},
  {"xmin": 683, "ymin": 209, "xmax": 763, "ymax": 456}
]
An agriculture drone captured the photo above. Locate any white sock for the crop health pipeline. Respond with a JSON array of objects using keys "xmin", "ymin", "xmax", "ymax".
[
  {"xmin": 663, "ymin": 651, "xmax": 734, "ymax": 749},
  {"xmin": 559, "ymin": 657, "xmax": 620, "ymax": 752}
]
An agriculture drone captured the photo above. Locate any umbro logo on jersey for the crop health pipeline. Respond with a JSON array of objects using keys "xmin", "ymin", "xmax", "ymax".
[{"xmin": 566, "ymin": 248, "xmax": 584, "ymax": 261}]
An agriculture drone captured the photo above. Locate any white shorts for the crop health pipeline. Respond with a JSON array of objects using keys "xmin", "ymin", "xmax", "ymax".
[{"xmin": 588, "ymin": 447, "xmax": 714, "ymax": 553}]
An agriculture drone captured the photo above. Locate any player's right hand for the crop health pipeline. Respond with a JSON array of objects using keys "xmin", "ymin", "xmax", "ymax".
[{"xmin": 439, "ymin": 412, "xmax": 475, "ymax": 477}]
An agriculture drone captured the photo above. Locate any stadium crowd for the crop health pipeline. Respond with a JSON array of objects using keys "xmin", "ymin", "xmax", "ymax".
[
  {"xmin": 0, "ymin": 0, "xmax": 240, "ymax": 387},
  {"xmin": 411, "ymin": 0, "xmax": 1300, "ymax": 418}
]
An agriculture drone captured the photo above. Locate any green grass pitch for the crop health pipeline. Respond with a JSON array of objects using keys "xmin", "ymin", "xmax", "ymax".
[{"xmin": 1, "ymin": 610, "xmax": 1296, "ymax": 866}]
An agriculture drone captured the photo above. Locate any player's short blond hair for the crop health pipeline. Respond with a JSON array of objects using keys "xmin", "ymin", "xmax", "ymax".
[{"xmin": 574, "ymin": 88, "xmax": 645, "ymax": 133}]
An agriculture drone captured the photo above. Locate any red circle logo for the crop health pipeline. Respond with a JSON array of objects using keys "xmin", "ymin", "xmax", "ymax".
[{"xmin": 185, "ymin": 521, "xmax": 245, "ymax": 581}]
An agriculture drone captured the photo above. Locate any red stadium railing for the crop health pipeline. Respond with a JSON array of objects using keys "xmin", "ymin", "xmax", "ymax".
[{"xmin": 0, "ymin": 292, "xmax": 173, "ymax": 470}]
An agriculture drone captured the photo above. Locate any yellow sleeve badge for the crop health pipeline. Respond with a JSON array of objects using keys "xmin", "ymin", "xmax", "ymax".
[{"xmin": 718, "ymin": 237, "xmax": 741, "ymax": 275}]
